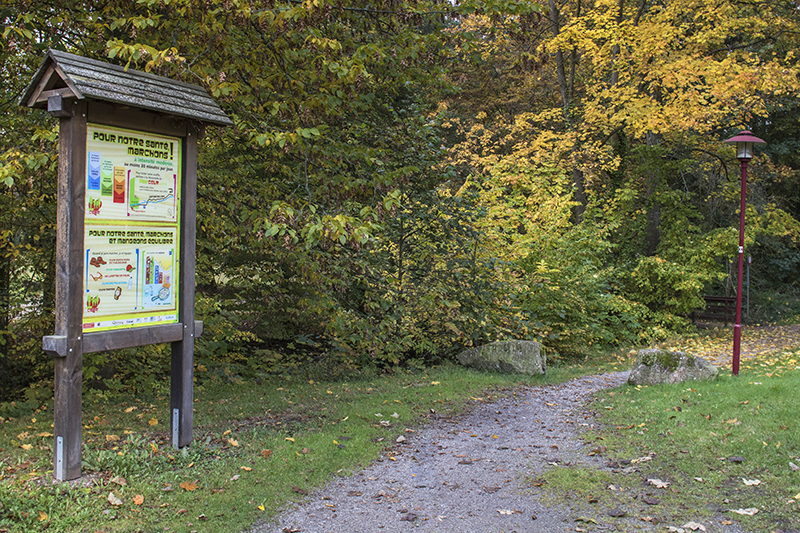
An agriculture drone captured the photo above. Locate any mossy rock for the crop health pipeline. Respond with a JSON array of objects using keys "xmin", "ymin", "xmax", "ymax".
[
  {"xmin": 628, "ymin": 348, "xmax": 718, "ymax": 386},
  {"xmin": 457, "ymin": 340, "xmax": 545, "ymax": 375}
]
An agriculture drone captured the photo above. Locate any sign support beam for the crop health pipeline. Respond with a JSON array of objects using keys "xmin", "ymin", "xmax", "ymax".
[
  {"xmin": 171, "ymin": 124, "xmax": 201, "ymax": 448},
  {"xmin": 52, "ymin": 99, "xmax": 87, "ymax": 481}
]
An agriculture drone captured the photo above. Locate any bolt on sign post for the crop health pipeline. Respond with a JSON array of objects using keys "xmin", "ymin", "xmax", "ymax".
[{"xmin": 21, "ymin": 50, "xmax": 232, "ymax": 481}]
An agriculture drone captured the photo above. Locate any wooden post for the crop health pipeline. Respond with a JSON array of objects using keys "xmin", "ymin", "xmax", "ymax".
[
  {"xmin": 170, "ymin": 124, "xmax": 201, "ymax": 448},
  {"xmin": 52, "ymin": 100, "xmax": 87, "ymax": 481}
]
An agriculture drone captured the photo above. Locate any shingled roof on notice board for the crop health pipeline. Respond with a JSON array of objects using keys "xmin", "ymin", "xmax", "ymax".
[{"xmin": 21, "ymin": 49, "xmax": 233, "ymax": 127}]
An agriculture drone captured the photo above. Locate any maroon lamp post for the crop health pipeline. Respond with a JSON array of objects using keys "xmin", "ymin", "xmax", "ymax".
[{"xmin": 724, "ymin": 130, "xmax": 766, "ymax": 376}]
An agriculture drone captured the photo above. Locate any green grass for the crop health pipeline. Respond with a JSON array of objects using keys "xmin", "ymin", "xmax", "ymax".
[
  {"xmin": 534, "ymin": 349, "xmax": 800, "ymax": 532},
  {"xmin": 0, "ymin": 355, "xmax": 628, "ymax": 533}
]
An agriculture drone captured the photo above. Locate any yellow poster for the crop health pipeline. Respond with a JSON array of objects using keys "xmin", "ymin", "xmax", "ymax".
[{"xmin": 83, "ymin": 125, "xmax": 181, "ymax": 332}]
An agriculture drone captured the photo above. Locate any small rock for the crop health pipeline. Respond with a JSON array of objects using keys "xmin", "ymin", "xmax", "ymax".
[
  {"xmin": 728, "ymin": 455, "xmax": 746, "ymax": 463},
  {"xmin": 789, "ymin": 461, "xmax": 798, "ymax": 471},
  {"xmin": 608, "ymin": 507, "xmax": 627, "ymax": 517},
  {"xmin": 457, "ymin": 340, "xmax": 545, "ymax": 375},
  {"xmin": 628, "ymin": 349, "xmax": 718, "ymax": 385}
]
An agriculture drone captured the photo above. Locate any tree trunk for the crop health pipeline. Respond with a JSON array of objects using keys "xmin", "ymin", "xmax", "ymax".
[
  {"xmin": 572, "ymin": 167, "xmax": 587, "ymax": 221},
  {"xmin": 549, "ymin": 0, "xmax": 569, "ymax": 111},
  {"xmin": 0, "ymin": 250, "xmax": 10, "ymax": 401},
  {"xmin": 644, "ymin": 131, "xmax": 662, "ymax": 255},
  {"xmin": 549, "ymin": 0, "xmax": 588, "ymax": 221}
]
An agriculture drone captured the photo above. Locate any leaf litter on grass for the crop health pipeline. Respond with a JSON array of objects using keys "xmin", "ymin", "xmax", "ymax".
[
  {"xmin": 588, "ymin": 327, "xmax": 800, "ymax": 532},
  {"xmin": 657, "ymin": 324, "xmax": 800, "ymax": 370}
]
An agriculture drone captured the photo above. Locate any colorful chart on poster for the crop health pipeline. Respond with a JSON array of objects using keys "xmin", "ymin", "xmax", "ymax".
[{"xmin": 83, "ymin": 124, "xmax": 181, "ymax": 332}]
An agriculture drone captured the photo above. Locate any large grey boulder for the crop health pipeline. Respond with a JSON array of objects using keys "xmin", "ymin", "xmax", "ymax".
[
  {"xmin": 457, "ymin": 340, "xmax": 545, "ymax": 375},
  {"xmin": 628, "ymin": 348, "xmax": 718, "ymax": 385}
]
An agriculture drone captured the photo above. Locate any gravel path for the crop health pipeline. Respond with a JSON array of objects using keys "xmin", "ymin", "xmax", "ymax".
[{"xmin": 253, "ymin": 372, "xmax": 748, "ymax": 533}]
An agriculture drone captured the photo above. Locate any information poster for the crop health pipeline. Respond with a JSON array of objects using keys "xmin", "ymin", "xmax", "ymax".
[{"xmin": 83, "ymin": 124, "xmax": 181, "ymax": 332}]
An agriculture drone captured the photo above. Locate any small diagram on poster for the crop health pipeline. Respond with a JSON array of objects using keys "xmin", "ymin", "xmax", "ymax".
[
  {"xmin": 128, "ymin": 174, "xmax": 177, "ymax": 219},
  {"xmin": 84, "ymin": 249, "xmax": 139, "ymax": 317},
  {"xmin": 142, "ymin": 251, "xmax": 174, "ymax": 309}
]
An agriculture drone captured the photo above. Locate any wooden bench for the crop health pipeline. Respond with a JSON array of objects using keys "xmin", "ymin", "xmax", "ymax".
[{"xmin": 692, "ymin": 295, "xmax": 737, "ymax": 324}]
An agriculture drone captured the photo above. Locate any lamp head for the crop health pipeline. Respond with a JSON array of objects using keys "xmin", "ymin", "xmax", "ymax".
[{"xmin": 724, "ymin": 130, "xmax": 766, "ymax": 161}]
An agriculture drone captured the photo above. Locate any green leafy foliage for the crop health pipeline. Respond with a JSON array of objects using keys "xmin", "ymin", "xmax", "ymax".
[{"xmin": 2, "ymin": 0, "xmax": 800, "ymax": 401}]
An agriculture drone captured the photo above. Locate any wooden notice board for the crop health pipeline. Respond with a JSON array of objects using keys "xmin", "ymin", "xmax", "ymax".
[{"xmin": 21, "ymin": 50, "xmax": 232, "ymax": 481}]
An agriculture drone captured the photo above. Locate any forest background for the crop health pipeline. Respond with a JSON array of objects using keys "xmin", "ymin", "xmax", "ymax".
[{"xmin": 2, "ymin": 0, "xmax": 800, "ymax": 406}]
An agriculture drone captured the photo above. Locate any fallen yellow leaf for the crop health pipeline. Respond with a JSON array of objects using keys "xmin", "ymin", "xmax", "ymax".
[
  {"xmin": 133, "ymin": 494, "xmax": 144, "ymax": 505},
  {"xmin": 241, "ymin": 466, "xmax": 252, "ymax": 471},
  {"xmin": 179, "ymin": 481, "xmax": 198, "ymax": 492},
  {"xmin": 106, "ymin": 434, "xmax": 120, "ymax": 442},
  {"xmin": 148, "ymin": 418, "xmax": 158, "ymax": 426},
  {"xmin": 38, "ymin": 511, "xmax": 48, "ymax": 522}
]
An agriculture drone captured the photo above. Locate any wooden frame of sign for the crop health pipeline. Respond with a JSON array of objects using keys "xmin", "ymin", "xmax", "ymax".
[{"xmin": 21, "ymin": 50, "xmax": 232, "ymax": 481}]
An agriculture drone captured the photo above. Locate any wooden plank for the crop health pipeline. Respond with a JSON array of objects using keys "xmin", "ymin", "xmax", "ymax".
[
  {"xmin": 170, "ymin": 123, "xmax": 201, "ymax": 448},
  {"xmin": 46, "ymin": 324, "xmax": 186, "ymax": 357},
  {"xmin": 47, "ymin": 94, "xmax": 72, "ymax": 118},
  {"xmin": 692, "ymin": 295, "xmax": 737, "ymax": 325},
  {"xmin": 25, "ymin": 64, "xmax": 56, "ymax": 107},
  {"xmin": 84, "ymin": 324, "xmax": 185, "ymax": 353},
  {"xmin": 52, "ymin": 100, "xmax": 87, "ymax": 481},
  {"xmin": 37, "ymin": 87, "xmax": 78, "ymax": 105},
  {"xmin": 87, "ymin": 101, "xmax": 188, "ymax": 138},
  {"xmin": 42, "ymin": 335, "xmax": 67, "ymax": 357}
]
